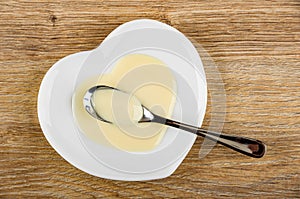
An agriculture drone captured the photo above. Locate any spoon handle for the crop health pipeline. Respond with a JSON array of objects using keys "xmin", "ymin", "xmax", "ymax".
[{"xmin": 154, "ymin": 116, "xmax": 266, "ymax": 158}]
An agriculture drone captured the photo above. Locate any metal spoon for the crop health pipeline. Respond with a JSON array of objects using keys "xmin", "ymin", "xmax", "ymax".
[{"xmin": 83, "ymin": 85, "xmax": 266, "ymax": 158}]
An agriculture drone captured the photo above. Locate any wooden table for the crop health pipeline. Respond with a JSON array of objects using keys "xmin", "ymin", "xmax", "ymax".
[{"xmin": 1, "ymin": 0, "xmax": 299, "ymax": 198}]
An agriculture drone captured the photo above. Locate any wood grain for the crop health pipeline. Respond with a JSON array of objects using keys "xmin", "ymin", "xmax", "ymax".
[{"xmin": 0, "ymin": 0, "xmax": 299, "ymax": 198}]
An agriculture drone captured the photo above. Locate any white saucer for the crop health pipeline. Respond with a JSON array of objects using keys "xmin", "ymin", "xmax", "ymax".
[{"xmin": 38, "ymin": 19, "xmax": 207, "ymax": 180}]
